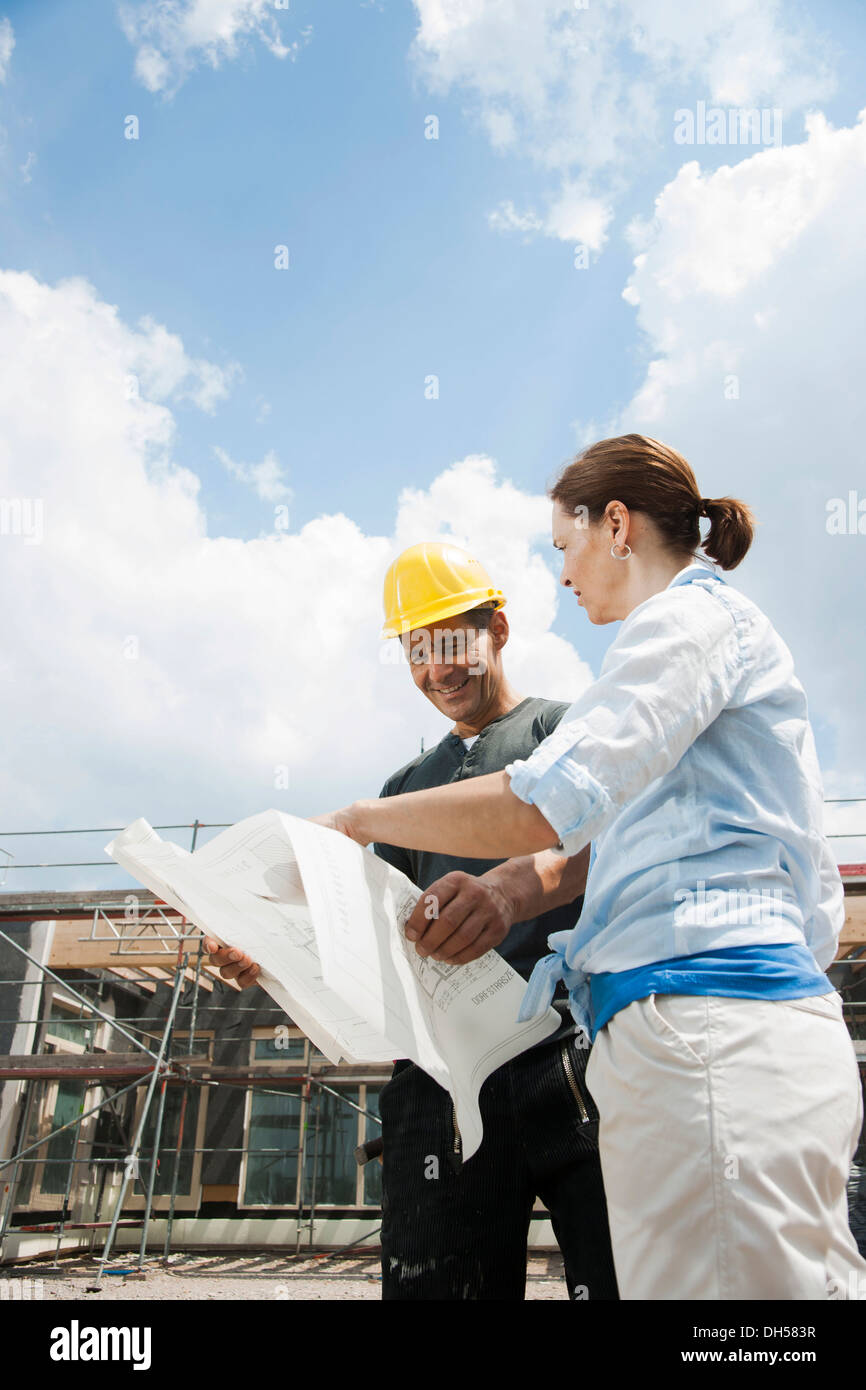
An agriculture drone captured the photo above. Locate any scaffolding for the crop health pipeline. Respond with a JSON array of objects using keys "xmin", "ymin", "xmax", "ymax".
[
  {"xmin": 0, "ymin": 917, "xmax": 385, "ymax": 1281},
  {"xmin": 0, "ymin": 825, "xmax": 387, "ymax": 1283}
]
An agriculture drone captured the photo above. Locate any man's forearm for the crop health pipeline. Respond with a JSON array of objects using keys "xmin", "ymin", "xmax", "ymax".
[{"xmin": 480, "ymin": 844, "xmax": 590, "ymax": 925}]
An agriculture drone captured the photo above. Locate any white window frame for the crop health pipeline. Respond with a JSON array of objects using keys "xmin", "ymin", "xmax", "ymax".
[
  {"xmin": 238, "ymin": 1028, "xmax": 384, "ymax": 1210},
  {"xmin": 17, "ymin": 991, "xmax": 107, "ymax": 1212}
]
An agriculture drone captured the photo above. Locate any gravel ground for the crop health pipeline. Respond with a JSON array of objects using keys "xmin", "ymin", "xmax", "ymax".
[
  {"xmin": 4, "ymin": 1165, "xmax": 861, "ymax": 1303},
  {"xmin": 0, "ymin": 1250, "xmax": 571, "ymax": 1301}
]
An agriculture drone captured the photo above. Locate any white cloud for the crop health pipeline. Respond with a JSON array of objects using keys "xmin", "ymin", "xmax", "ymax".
[
  {"xmin": 487, "ymin": 200, "xmax": 543, "ymax": 237},
  {"xmin": 117, "ymin": 0, "xmax": 312, "ymax": 96},
  {"xmin": 412, "ymin": 0, "xmax": 835, "ymax": 251},
  {"xmin": 0, "ymin": 17, "xmax": 13, "ymax": 84},
  {"xmin": 544, "ymin": 181, "xmax": 613, "ymax": 250},
  {"xmin": 214, "ymin": 444, "xmax": 292, "ymax": 503},
  {"xmin": 0, "ymin": 268, "xmax": 594, "ymax": 888},
  {"xmin": 614, "ymin": 108, "xmax": 866, "ymax": 813},
  {"xmin": 488, "ymin": 181, "xmax": 612, "ymax": 252},
  {"xmin": 480, "ymin": 105, "xmax": 517, "ymax": 150},
  {"xmin": 131, "ymin": 312, "xmax": 241, "ymax": 410}
]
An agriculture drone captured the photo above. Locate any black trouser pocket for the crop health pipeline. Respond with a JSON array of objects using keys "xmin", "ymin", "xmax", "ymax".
[{"xmin": 558, "ymin": 1035, "xmax": 599, "ymax": 1124}]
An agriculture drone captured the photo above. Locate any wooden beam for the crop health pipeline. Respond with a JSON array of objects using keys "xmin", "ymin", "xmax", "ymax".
[
  {"xmin": 0, "ymin": 1054, "xmax": 215, "ymax": 1080},
  {"xmin": 0, "ymin": 1053, "xmax": 159, "ymax": 1080},
  {"xmin": 104, "ymin": 965, "xmax": 157, "ymax": 994},
  {"xmin": 109, "ymin": 962, "xmax": 213, "ymax": 994},
  {"xmin": 186, "ymin": 966, "xmax": 213, "ymax": 992},
  {"xmin": 47, "ymin": 920, "xmax": 205, "ymax": 971}
]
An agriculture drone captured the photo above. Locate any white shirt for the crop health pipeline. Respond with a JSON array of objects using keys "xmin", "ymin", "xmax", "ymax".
[{"xmin": 506, "ymin": 561, "xmax": 844, "ymax": 1026}]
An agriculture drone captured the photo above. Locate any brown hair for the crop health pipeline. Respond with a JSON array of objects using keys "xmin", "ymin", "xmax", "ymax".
[
  {"xmin": 550, "ymin": 434, "xmax": 754, "ymax": 570},
  {"xmin": 459, "ymin": 602, "xmax": 499, "ymax": 627}
]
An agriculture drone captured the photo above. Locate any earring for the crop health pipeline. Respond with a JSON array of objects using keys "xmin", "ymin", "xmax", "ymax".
[{"xmin": 610, "ymin": 543, "xmax": 632, "ymax": 559}]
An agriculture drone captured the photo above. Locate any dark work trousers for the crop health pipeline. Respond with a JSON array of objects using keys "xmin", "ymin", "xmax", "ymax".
[{"xmin": 379, "ymin": 1030, "xmax": 619, "ymax": 1300}]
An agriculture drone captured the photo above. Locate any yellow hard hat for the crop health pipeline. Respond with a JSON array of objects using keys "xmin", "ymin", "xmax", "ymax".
[{"xmin": 382, "ymin": 541, "xmax": 506, "ymax": 638}]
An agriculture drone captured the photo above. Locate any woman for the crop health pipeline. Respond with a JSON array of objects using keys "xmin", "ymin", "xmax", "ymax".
[{"xmin": 321, "ymin": 433, "xmax": 866, "ymax": 1301}]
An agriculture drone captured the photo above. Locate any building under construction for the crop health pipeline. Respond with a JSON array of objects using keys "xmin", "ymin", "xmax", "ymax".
[
  {"xmin": 1, "ymin": 830, "xmax": 865, "ymax": 1271},
  {"xmin": 0, "ymin": 878, "xmax": 389, "ymax": 1269}
]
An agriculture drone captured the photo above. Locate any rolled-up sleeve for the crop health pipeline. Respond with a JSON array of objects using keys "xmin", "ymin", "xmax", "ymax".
[{"xmin": 506, "ymin": 583, "xmax": 744, "ymax": 856}]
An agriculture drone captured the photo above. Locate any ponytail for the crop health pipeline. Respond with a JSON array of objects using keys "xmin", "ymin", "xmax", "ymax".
[{"xmin": 701, "ymin": 496, "xmax": 755, "ymax": 571}]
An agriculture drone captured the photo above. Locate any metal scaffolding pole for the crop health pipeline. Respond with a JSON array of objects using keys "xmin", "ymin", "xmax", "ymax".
[
  {"xmin": 295, "ymin": 1076, "xmax": 311, "ymax": 1258},
  {"xmin": 135, "ymin": 946, "xmax": 190, "ymax": 1268},
  {"xmin": 308, "ymin": 1088, "xmax": 322, "ymax": 1251},
  {"xmin": 163, "ymin": 939, "xmax": 204, "ymax": 1260},
  {"xmin": 136, "ymin": 1073, "xmax": 170, "ymax": 1269},
  {"xmin": 161, "ymin": 1082, "xmax": 189, "ymax": 1260},
  {"xmin": 90, "ymin": 961, "xmax": 187, "ymax": 1285}
]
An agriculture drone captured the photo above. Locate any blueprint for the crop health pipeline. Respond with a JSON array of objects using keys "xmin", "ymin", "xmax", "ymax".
[{"xmin": 106, "ymin": 810, "xmax": 561, "ymax": 1159}]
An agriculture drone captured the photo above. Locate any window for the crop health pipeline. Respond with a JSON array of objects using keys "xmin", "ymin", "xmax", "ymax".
[
  {"xmin": 244, "ymin": 1089, "xmax": 302, "ymax": 1206},
  {"xmin": 16, "ymin": 992, "xmax": 105, "ymax": 1211},
  {"xmin": 363, "ymin": 1087, "xmax": 382, "ymax": 1207},
  {"xmin": 240, "ymin": 1031, "xmax": 384, "ymax": 1208},
  {"xmin": 253, "ymin": 1033, "xmax": 306, "ymax": 1062},
  {"xmin": 44, "ymin": 1003, "xmax": 97, "ymax": 1051},
  {"xmin": 302, "ymin": 1086, "xmax": 360, "ymax": 1207},
  {"xmin": 17, "ymin": 1080, "xmax": 88, "ymax": 1203}
]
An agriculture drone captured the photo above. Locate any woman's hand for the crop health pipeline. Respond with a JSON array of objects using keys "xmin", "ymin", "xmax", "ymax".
[{"xmin": 308, "ymin": 804, "xmax": 372, "ymax": 846}]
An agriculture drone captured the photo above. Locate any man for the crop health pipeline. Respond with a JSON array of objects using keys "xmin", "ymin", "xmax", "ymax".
[{"xmin": 208, "ymin": 542, "xmax": 618, "ymax": 1301}]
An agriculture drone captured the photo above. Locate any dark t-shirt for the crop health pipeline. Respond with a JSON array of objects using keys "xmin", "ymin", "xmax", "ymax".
[{"xmin": 373, "ymin": 696, "xmax": 584, "ymax": 1025}]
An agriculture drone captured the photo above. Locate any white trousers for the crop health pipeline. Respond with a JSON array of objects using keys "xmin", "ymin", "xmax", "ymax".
[{"xmin": 584, "ymin": 990, "xmax": 866, "ymax": 1300}]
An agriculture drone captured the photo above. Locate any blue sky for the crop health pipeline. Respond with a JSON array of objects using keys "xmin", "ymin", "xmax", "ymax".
[
  {"xmin": 1, "ymin": 0, "xmax": 865, "ymax": 888},
  {"xmin": 3, "ymin": 0, "xmax": 648, "ymax": 587}
]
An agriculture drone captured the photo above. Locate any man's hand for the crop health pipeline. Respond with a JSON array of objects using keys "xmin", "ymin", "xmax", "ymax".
[
  {"xmin": 203, "ymin": 936, "xmax": 261, "ymax": 989},
  {"xmin": 403, "ymin": 871, "xmax": 514, "ymax": 965},
  {"xmin": 400, "ymin": 845, "xmax": 589, "ymax": 968}
]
